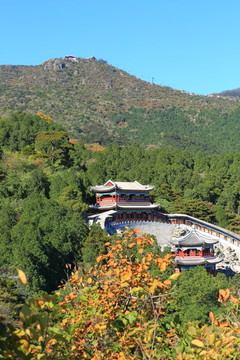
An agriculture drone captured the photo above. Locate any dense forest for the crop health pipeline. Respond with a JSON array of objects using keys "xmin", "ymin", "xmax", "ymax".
[
  {"xmin": 109, "ymin": 105, "xmax": 240, "ymax": 152},
  {"xmin": 0, "ymin": 112, "xmax": 239, "ymax": 359}
]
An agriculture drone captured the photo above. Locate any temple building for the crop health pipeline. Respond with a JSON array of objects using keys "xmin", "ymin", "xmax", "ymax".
[
  {"xmin": 89, "ymin": 180, "xmax": 159, "ymax": 223},
  {"xmin": 171, "ymin": 229, "xmax": 222, "ymax": 272}
]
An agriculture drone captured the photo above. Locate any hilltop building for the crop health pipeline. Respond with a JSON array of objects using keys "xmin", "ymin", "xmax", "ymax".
[
  {"xmin": 90, "ymin": 180, "xmax": 159, "ymax": 222},
  {"xmin": 64, "ymin": 55, "xmax": 78, "ymax": 62}
]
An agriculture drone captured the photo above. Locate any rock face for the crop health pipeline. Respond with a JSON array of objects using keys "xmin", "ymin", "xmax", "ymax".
[
  {"xmin": 43, "ymin": 59, "xmax": 67, "ymax": 70},
  {"xmin": 43, "ymin": 57, "xmax": 80, "ymax": 70},
  {"xmin": 172, "ymin": 226, "xmax": 189, "ymax": 240},
  {"xmin": 215, "ymin": 244, "xmax": 240, "ymax": 273}
]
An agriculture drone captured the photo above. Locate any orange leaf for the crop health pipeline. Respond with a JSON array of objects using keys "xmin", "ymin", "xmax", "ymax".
[
  {"xmin": 164, "ymin": 279, "xmax": 172, "ymax": 286},
  {"xmin": 218, "ymin": 289, "xmax": 230, "ymax": 303},
  {"xmin": 177, "ymin": 352, "xmax": 184, "ymax": 360},
  {"xmin": 209, "ymin": 311, "xmax": 219, "ymax": 326},
  {"xmin": 62, "ymin": 318, "xmax": 68, "ymax": 325},
  {"xmin": 209, "ymin": 312, "xmax": 215, "ymax": 323},
  {"xmin": 67, "ymin": 292, "xmax": 76, "ymax": 300},
  {"xmin": 159, "ymin": 262, "xmax": 167, "ymax": 271},
  {"xmin": 128, "ymin": 242, "xmax": 136, "ymax": 248},
  {"xmin": 219, "ymin": 321, "xmax": 229, "ymax": 328},
  {"xmin": 230, "ymin": 295, "xmax": 239, "ymax": 304}
]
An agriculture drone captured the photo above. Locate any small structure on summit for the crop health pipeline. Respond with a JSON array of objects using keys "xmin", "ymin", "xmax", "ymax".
[
  {"xmin": 171, "ymin": 229, "xmax": 222, "ymax": 272},
  {"xmin": 64, "ymin": 55, "xmax": 78, "ymax": 62}
]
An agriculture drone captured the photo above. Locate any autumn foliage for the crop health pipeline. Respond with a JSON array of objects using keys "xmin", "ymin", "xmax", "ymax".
[
  {"xmin": 0, "ymin": 230, "xmax": 239, "ymax": 359},
  {"xmin": 36, "ymin": 112, "xmax": 53, "ymax": 123},
  {"xmin": 54, "ymin": 229, "xmax": 174, "ymax": 359}
]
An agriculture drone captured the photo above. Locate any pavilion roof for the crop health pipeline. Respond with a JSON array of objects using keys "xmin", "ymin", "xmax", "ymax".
[
  {"xmin": 91, "ymin": 180, "xmax": 154, "ymax": 193},
  {"xmin": 90, "ymin": 203, "xmax": 159, "ymax": 210},
  {"xmin": 175, "ymin": 256, "xmax": 222, "ymax": 266},
  {"xmin": 171, "ymin": 229, "xmax": 219, "ymax": 247},
  {"xmin": 116, "ymin": 203, "xmax": 159, "ymax": 209}
]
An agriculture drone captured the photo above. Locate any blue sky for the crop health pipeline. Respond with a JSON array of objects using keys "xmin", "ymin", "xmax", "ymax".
[{"xmin": 1, "ymin": 0, "xmax": 240, "ymax": 94}]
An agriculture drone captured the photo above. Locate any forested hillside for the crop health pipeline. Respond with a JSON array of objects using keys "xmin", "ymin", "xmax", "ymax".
[
  {"xmin": 1, "ymin": 112, "xmax": 240, "ymax": 293},
  {"xmin": 1, "ymin": 57, "xmax": 240, "ymax": 151},
  {"xmin": 0, "ymin": 112, "xmax": 239, "ymax": 358}
]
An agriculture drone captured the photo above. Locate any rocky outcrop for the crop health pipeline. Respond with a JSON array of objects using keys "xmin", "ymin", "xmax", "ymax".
[
  {"xmin": 43, "ymin": 59, "xmax": 67, "ymax": 70},
  {"xmin": 215, "ymin": 244, "xmax": 240, "ymax": 273}
]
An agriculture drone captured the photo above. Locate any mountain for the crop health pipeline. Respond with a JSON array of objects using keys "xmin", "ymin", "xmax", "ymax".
[
  {"xmin": 215, "ymin": 88, "xmax": 240, "ymax": 98},
  {"xmin": 0, "ymin": 56, "xmax": 240, "ymax": 152}
]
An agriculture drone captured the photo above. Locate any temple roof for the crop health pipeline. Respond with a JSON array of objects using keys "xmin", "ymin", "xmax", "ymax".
[
  {"xmin": 116, "ymin": 204, "xmax": 159, "ymax": 209},
  {"xmin": 171, "ymin": 229, "xmax": 219, "ymax": 247},
  {"xmin": 91, "ymin": 180, "xmax": 154, "ymax": 193},
  {"xmin": 90, "ymin": 203, "xmax": 159, "ymax": 210},
  {"xmin": 175, "ymin": 256, "xmax": 222, "ymax": 266}
]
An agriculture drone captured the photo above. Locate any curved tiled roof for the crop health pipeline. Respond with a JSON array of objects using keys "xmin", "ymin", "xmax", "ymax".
[
  {"xmin": 90, "ymin": 203, "xmax": 159, "ymax": 210},
  {"xmin": 91, "ymin": 180, "xmax": 154, "ymax": 192},
  {"xmin": 116, "ymin": 204, "xmax": 159, "ymax": 209},
  {"xmin": 175, "ymin": 256, "xmax": 222, "ymax": 266},
  {"xmin": 171, "ymin": 229, "xmax": 219, "ymax": 246}
]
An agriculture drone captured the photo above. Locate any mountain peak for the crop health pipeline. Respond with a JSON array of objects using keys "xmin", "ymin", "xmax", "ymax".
[
  {"xmin": 0, "ymin": 57, "xmax": 239, "ymax": 150},
  {"xmin": 214, "ymin": 88, "xmax": 240, "ymax": 98}
]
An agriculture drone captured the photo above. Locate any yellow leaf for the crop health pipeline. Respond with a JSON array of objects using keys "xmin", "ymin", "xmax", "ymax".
[
  {"xmin": 37, "ymin": 354, "xmax": 45, "ymax": 359},
  {"xmin": 18, "ymin": 339, "xmax": 30, "ymax": 353},
  {"xmin": 17, "ymin": 269, "xmax": 28, "ymax": 284},
  {"xmin": 121, "ymin": 272, "xmax": 132, "ymax": 282},
  {"xmin": 169, "ymin": 272, "xmax": 182, "ymax": 281},
  {"xmin": 191, "ymin": 339, "xmax": 204, "ymax": 348},
  {"xmin": 206, "ymin": 333, "xmax": 216, "ymax": 345}
]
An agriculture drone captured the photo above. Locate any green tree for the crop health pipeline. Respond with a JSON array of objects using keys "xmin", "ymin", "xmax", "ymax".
[
  {"xmin": 10, "ymin": 194, "xmax": 88, "ymax": 292},
  {"xmin": 0, "ymin": 112, "xmax": 65, "ymax": 151},
  {"xmin": 173, "ymin": 199, "xmax": 216, "ymax": 222},
  {"xmin": 167, "ymin": 266, "xmax": 232, "ymax": 324},
  {"xmin": 35, "ymin": 131, "xmax": 72, "ymax": 165},
  {"xmin": 215, "ymin": 205, "xmax": 229, "ymax": 228},
  {"xmin": 82, "ymin": 223, "xmax": 109, "ymax": 269}
]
